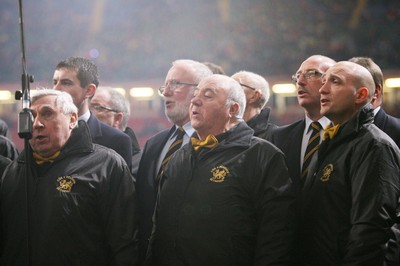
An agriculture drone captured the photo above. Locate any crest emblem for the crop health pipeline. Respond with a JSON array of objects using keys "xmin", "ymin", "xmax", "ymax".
[
  {"xmin": 320, "ymin": 164, "xmax": 333, "ymax": 182},
  {"xmin": 210, "ymin": 165, "xmax": 229, "ymax": 183},
  {"xmin": 56, "ymin": 176, "xmax": 76, "ymax": 192}
]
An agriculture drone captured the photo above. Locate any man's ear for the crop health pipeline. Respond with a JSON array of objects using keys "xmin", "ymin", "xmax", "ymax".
[
  {"xmin": 370, "ymin": 84, "xmax": 382, "ymax": 105},
  {"xmin": 355, "ymin": 87, "xmax": 370, "ymax": 104},
  {"xmin": 113, "ymin": 113, "xmax": 124, "ymax": 129},
  {"xmin": 229, "ymin": 102, "xmax": 239, "ymax": 118},
  {"xmin": 85, "ymin": 84, "xmax": 96, "ymax": 99},
  {"xmin": 70, "ymin": 112, "xmax": 78, "ymax": 129},
  {"xmin": 374, "ymin": 84, "xmax": 382, "ymax": 99},
  {"xmin": 248, "ymin": 90, "xmax": 260, "ymax": 105}
]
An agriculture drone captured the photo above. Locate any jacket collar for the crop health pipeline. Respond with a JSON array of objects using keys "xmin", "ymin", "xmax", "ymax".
[
  {"xmin": 317, "ymin": 104, "xmax": 374, "ymax": 160},
  {"xmin": 246, "ymin": 107, "xmax": 271, "ymax": 134},
  {"xmin": 18, "ymin": 120, "xmax": 94, "ymax": 163},
  {"xmin": 187, "ymin": 121, "xmax": 254, "ymax": 154},
  {"xmin": 335, "ymin": 104, "xmax": 374, "ymax": 142}
]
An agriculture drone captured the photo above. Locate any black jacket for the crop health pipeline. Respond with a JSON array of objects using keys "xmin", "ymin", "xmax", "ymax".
[
  {"xmin": 136, "ymin": 126, "xmax": 173, "ymax": 263},
  {"xmin": 246, "ymin": 107, "xmax": 277, "ymax": 141},
  {"xmin": 147, "ymin": 122, "xmax": 296, "ymax": 266},
  {"xmin": 300, "ymin": 106, "xmax": 400, "ymax": 266},
  {"xmin": 87, "ymin": 113, "xmax": 133, "ymax": 169},
  {"xmin": 0, "ymin": 121, "xmax": 138, "ymax": 265},
  {"xmin": 374, "ymin": 108, "xmax": 400, "ymax": 149},
  {"xmin": 124, "ymin": 126, "xmax": 142, "ymax": 177},
  {"xmin": 0, "ymin": 135, "xmax": 19, "ymax": 160}
]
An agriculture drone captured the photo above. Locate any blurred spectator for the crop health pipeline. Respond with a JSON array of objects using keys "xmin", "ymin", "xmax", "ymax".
[
  {"xmin": 203, "ymin": 61, "xmax": 226, "ymax": 75},
  {"xmin": 0, "ymin": 119, "xmax": 19, "ymax": 160}
]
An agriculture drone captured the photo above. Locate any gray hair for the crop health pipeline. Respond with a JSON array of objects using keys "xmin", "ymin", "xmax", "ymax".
[
  {"xmin": 225, "ymin": 78, "xmax": 246, "ymax": 120},
  {"xmin": 202, "ymin": 75, "xmax": 246, "ymax": 120},
  {"xmin": 171, "ymin": 59, "xmax": 213, "ymax": 84},
  {"xmin": 231, "ymin": 70, "xmax": 270, "ymax": 108},
  {"xmin": 31, "ymin": 89, "xmax": 78, "ymax": 116},
  {"xmin": 96, "ymin": 87, "xmax": 130, "ymax": 130}
]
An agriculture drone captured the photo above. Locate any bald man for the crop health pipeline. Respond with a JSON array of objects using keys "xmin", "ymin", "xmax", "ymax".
[
  {"xmin": 299, "ymin": 61, "xmax": 400, "ymax": 266},
  {"xmin": 270, "ymin": 55, "xmax": 336, "ymax": 191}
]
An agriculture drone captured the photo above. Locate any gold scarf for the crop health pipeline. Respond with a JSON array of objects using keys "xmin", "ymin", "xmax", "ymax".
[
  {"xmin": 191, "ymin": 135, "xmax": 219, "ymax": 151},
  {"xmin": 323, "ymin": 124, "xmax": 341, "ymax": 141},
  {"xmin": 33, "ymin": 151, "xmax": 61, "ymax": 165}
]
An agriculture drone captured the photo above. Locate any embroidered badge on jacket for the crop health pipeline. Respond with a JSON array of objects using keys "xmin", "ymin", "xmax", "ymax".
[
  {"xmin": 320, "ymin": 164, "xmax": 333, "ymax": 182},
  {"xmin": 56, "ymin": 176, "xmax": 76, "ymax": 192},
  {"xmin": 210, "ymin": 165, "xmax": 229, "ymax": 183}
]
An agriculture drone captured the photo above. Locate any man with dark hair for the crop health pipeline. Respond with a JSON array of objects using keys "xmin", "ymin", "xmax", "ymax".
[
  {"xmin": 349, "ymin": 56, "xmax": 400, "ymax": 148},
  {"xmin": 53, "ymin": 57, "xmax": 132, "ymax": 168}
]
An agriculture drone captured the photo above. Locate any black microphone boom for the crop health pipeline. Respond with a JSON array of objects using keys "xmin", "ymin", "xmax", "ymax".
[
  {"xmin": 16, "ymin": 0, "xmax": 33, "ymax": 265},
  {"xmin": 16, "ymin": 0, "xmax": 33, "ymax": 139}
]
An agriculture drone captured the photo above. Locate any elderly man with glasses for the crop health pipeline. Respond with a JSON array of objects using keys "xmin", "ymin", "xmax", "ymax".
[
  {"xmin": 231, "ymin": 70, "xmax": 277, "ymax": 140},
  {"xmin": 90, "ymin": 87, "xmax": 142, "ymax": 177},
  {"xmin": 136, "ymin": 59, "xmax": 213, "ymax": 264},
  {"xmin": 270, "ymin": 55, "xmax": 336, "ymax": 188},
  {"xmin": 269, "ymin": 55, "xmax": 336, "ymax": 263}
]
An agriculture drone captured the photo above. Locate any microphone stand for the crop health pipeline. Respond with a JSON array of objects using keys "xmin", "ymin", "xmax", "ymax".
[{"xmin": 15, "ymin": 0, "xmax": 34, "ymax": 264}]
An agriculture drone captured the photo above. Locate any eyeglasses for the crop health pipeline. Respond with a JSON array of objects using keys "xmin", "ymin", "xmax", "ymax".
[
  {"xmin": 239, "ymin": 82, "xmax": 257, "ymax": 91},
  {"xmin": 159, "ymin": 81, "xmax": 198, "ymax": 94},
  {"xmin": 90, "ymin": 104, "xmax": 120, "ymax": 113},
  {"xmin": 291, "ymin": 70, "xmax": 323, "ymax": 83}
]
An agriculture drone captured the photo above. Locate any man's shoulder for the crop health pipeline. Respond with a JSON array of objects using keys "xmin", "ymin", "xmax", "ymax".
[
  {"xmin": 143, "ymin": 128, "xmax": 172, "ymax": 148},
  {"xmin": 271, "ymin": 119, "xmax": 304, "ymax": 137},
  {"xmin": 375, "ymin": 109, "xmax": 400, "ymax": 146},
  {"xmin": 385, "ymin": 112, "xmax": 400, "ymax": 127},
  {"xmin": 87, "ymin": 115, "xmax": 131, "ymax": 144},
  {"xmin": 100, "ymin": 121, "xmax": 131, "ymax": 141}
]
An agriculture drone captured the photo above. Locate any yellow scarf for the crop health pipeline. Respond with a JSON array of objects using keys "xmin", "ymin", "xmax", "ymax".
[
  {"xmin": 323, "ymin": 124, "xmax": 341, "ymax": 141},
  {"xmin": 191, "ymin": 135, "xmax": 219, "ymax": 151},
  {"xmin": 33, "ymin": 151, "xmax": 61, "ymax": 165}
]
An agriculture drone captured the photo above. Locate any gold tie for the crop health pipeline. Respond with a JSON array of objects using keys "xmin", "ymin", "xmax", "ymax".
[
  {"xmin": 301, "ymin": 122, "xmax": 322, "ymax": 180},
  {"xmin": 155, "ymin": 127, "xmax": 186, "ymax": 189},
  {"xmin": 33, "ymin": 151, "xmax": 61, "ymax": 165},
  {"xmin": 323, "ymin": 124, "xmax": 341, "ymax": 140},
  {"xmin": 191, "ymin": 135, "xmax": 219, "ymax": 151}
]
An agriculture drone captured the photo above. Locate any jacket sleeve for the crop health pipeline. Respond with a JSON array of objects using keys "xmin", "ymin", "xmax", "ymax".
[
  {"xmin": 99, "ymin": 160, "xmax": 139, "ymax": 265},
  {"xmin": 343, "ymin": 144, "xmax": 400, "ymax": 265},
  {"xmin": 252, "ymin": 147, "xmax": 297, "ymax": 265}
]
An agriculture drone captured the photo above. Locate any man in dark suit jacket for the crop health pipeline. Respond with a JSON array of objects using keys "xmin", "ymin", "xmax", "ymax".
[
  {"xmin": 349, "ymin": 56, "xmax": 400, "ymax": 148},
  {"xmin": 53, "ymin": 57, "xmax": 132, "ymax": 168},
  {"xmin": 136, "ymin": 59, "xmax": 212, "ymax": 263},
  {"xmin": 374, "ymin": 108, "xmax": 400, "ymax": 148},
  {"xmin": 349, "ymin": 57, "xmax": 400, "ymax": 265},
  {"xmin": 270, "ymin": 55, "xmax": 336, "ymax": 191}
]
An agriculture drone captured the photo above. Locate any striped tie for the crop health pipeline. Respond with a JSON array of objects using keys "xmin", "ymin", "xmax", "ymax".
[
  {"xmin": 155, "ymin": 127, "xmax": 185, "ymax": 189},
  {"xmin": 301, "ymin": 122, "xmax": 322, "ymax": 180}
]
